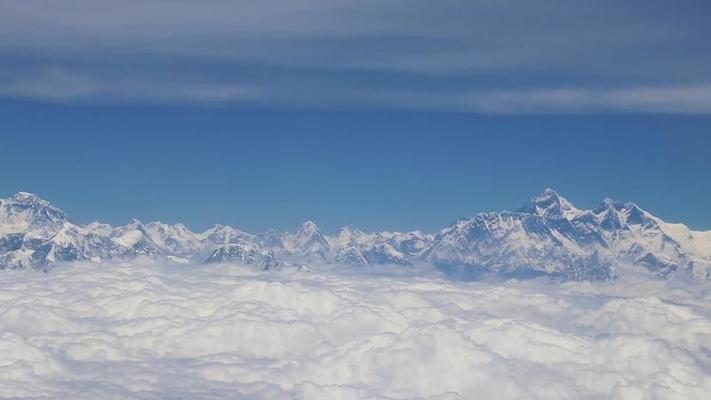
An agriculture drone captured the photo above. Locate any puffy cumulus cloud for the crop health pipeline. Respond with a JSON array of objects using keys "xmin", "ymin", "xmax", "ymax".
[{"xmin": 0, "ymin": 261, "xmax": 710, "ymax": 399}]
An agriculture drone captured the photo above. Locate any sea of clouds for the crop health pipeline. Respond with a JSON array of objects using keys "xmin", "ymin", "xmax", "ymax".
[{"xmin": 1, "ymin": 261, "xmax": 710, "ymax": 400}]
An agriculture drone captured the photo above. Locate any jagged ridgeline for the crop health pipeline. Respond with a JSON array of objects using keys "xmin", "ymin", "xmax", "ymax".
[{"xmin": 0, "ymin": 190, "xmax": 709, "ymax": 281}]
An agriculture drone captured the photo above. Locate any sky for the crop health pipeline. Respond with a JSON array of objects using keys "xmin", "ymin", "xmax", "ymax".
[{"xmin": 1, "ymin": 1, "xmax": 710, "ymax": 233}]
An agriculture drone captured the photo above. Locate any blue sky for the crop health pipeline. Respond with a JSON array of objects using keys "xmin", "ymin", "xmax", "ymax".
[
  {"xmin": 2, "ymin": 100, "xmax": 710, "ymax": 232},
  {"xmin": 1, "ymin": 1, "xmax": 710, "ymax": 232}
]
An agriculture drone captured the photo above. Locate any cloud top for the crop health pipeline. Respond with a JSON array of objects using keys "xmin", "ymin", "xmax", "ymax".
[{"xmin": 1, "ymin": 261, "xmax": 710, "ymax": 399}]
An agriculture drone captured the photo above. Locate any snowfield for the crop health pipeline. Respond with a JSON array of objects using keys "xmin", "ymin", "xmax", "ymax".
[{"xmin": 1, "ymin": 262, "xmax": 710, "ymax": 400}]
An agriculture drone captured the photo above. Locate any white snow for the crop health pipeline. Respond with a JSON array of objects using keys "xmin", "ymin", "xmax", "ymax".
[
  {"xmin": 113, "ymin": 229, "xmax": 144, "ymax": 247},
  {"xmin": 1, "ymin": 261, "xmax": 710, "ymax": 400},
  {"xmin": 656, "ymin": 218, "xmax": 711, "ymax": 259}
]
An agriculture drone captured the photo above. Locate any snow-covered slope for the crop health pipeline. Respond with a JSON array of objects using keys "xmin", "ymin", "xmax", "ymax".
[
  {"xmin": 280, "ymin": 221, "xmax": 334, "ymax": 263},
  {"xmin": 0, "ymin": 192, "xmax": 67, "ymax": 235},
  {"xmin": 205, "ymin": 243, "xmax": 278, "ymax": 269},
  {"xmin": 0, "ymin": 190, "xmax": 709, "ymax": 280},
  {"xmin": 425, "ymin": 189, "xmax": 711, "ymax": 280}
]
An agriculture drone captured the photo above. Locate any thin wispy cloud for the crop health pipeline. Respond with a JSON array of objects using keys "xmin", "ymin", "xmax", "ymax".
[
  {"xmin": 0, "ymin": 67, "xmax": 265, "ymax": 103},
  {"xmin": 1, "ymin": 0, "xmax": 710, "ymax": 113},
  {"xmin": 376, "ymin": 86, "xmax": 711, "ymax": 114}
]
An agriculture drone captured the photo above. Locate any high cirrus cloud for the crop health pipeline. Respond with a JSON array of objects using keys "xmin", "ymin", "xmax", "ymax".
[
  {"xmin": 0, "ymin": 261, "xmax": 709, "ymax": 399},
  {"xmin": 0, "ymin": 0, "xmax": 711, "ymax": 113}
]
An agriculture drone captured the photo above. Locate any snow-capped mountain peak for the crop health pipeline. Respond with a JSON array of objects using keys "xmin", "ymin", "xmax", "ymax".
[
  {"xmin": 0, "ymin": 191, "xmax": 69, "ymax": 232},
  {"xmin": 292, "ymin": 221, "xmax": 327, "ymax": 246},
  {"xmin": 144, "ymin": 221, "xmax": 203, "ymax": 256},
  {"xmin": 1, "ymin": 190, "xmax": 709, "ymax": 280},
  {"xmin": 202, "ymin": 224, "xmax": 241, "ymax": 242},
  {"xmin": 331, "ymin": 225, "xmax": 368, "ymax": 248},
  {"xmin": 591, "ymin": 198, "xmax": 654, "ymax": 230},
  {"xmin": 12, "ymin": 191, "xmax": 42, "ymax": 201},
  {"xmin": 297, "ymin": 220, "xmax": 321, "ymax": 235},
  {"xmin": 279, "ymin": 221, "xmax": 332, "ymax": 262},
  {"xmin": 518, "ymin": 188, "xmax": 581, "ymax": 220}
]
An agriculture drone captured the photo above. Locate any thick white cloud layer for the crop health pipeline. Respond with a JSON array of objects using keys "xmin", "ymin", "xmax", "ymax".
[{"xmin": 1, "ymin": 261, "xmax": 710, "ymax": 399}]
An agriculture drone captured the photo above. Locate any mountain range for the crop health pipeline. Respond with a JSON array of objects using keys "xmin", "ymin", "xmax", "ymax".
[{"xmin": 1, "ymin": 190, "xmax": 709, "ymax": 281}]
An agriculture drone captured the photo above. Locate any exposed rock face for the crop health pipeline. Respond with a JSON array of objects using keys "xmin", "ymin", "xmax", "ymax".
[{"xmin": 1, "ymin": 190, "xmax": 709, "ymax": 280}]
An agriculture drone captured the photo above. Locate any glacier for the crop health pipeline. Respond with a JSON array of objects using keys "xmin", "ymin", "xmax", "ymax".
[{"xmin": 1, "ymin": 189, "xmax": 710, "ymax": 280}]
